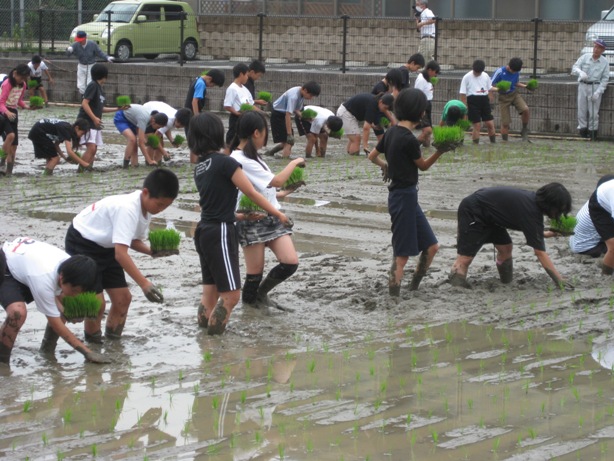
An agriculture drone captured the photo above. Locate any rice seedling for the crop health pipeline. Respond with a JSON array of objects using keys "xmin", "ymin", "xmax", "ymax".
[
  {"xmin": 116, "ymin": 95, "xmax": 131, "ymax": 107},
  {"xmin": 27, "ymin": 79, "xmax": 38, "ymax": 89},
  {"xmin": 282, "ymin": 166, "xmax": 306, "ymax": 190},
  {"xmin": 525, "ymin": 79, "xmax": 538, "ymax": 91},
  {"xmin": 430, "ymin": 76, "xmax": 439, "ymax": 85},
  {"xmin": 149, "ymin": 228, "xmax": 181, "ymax": 255},
  {"xmin": 29, "ymin": 96, "xmax": 44, "ymax": 109},
  {"xmin": 0, "ymin": 148, "xmax": 7, "ymax": 159},
  {"xmin": 301, "ymin": 108, "xmax": 317, "ymax": 120},
  {"xmin": 23, "ymin": 400, "xmax": 32, "ymax": 412},
  {"xmin": 495, "ymin": 80, "xmax": 512, "ymax": 92},
  {"xmin": 548, "ymin": 216, "xmax": 577, "ymax": 235},
  {"xmin": 146, "ymin": 134, "xmax": 160, "ymax": 149},
  {"xmin": 257, "ymin": 91, "xmax": 272, "ymax": 103},
  {"xmin": 240, "ymin": 103, "xmax": 255, "ymax": 112},
  {"xmin": 432, "ymin": 125, "xmax": 464, "ymax": 151},
  {"xmin": 329, "ymin": 127, "xmax": 344, "ymax": 139},
  {"xmin": 173, "ymin": 134, "xmax": 185, "ymax": 146},
  {"xmin": 62, "ymin": 292, "xmax": 101, "ymax": 320},
  {"xmin": 63, "ymin": 408, "xmax": 72, "ymax": 424},
  {"xmin": 237, "ymin": 195, "xmax": 264, "ymax": 213},
  {"xmin": 379, "ymin": 117, "xmax": 390, "ymax": 128}
]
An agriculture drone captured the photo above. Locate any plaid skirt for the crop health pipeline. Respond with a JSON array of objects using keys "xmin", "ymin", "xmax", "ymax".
[{"xmin": 236, "ymin": 215, "xmax": 293, "ymax": 247}]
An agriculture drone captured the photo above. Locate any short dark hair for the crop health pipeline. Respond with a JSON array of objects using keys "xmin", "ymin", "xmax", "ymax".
[
  {"xmin": 143, "ymin": 168, "xmax": 179, "ymax": 199},
  {"xmin": 535, "ymin": 182, "xmax": 572, "ymax": 220},
  {"xmin": 31, "ymin": 55, "xmax": 42, "ymax": 64},
  {"xmin": 188, "ymin": 112, "xmax": 225, "ymax": 157},
  {"xmin": 72, "ymin": 118, "xmax": 90, "ymax": 148},
  {"xmin": 472, "ymin": 59, "xmax": 486, "ymax": 73},
  {"xmin": 205, "ymin": 69, "xmax": 225, "ymax": 87},
  {"xmin": 423, "ymin": 60, "xmax": 441, "ymax": 77},
  {"xmin": 446, "ymin": 106, "xmax": 462, "ymax": 126},
  {"xmin": 408, "ymin": 53, "xmax": 425, "ymax": 67},
  {"xmin": 509, "ymin": 57, "xmax": 523, "ymax": 72},
  {"xmin": 394, "ymin": 88, "xmax": 427, "ymax": 123},
  {"xmin": 175, "ymin": 108, "xmax": 192, "ymax": 128},
  {"xmin": 302, "ymin": 81, "xmax": 321, "ymax": 97},
  {"xmin": 326, "ymin": 115, "xmax": 343, "ymax": 132},
  {"xmin": 248, "ymin": 60, "xmax": 266, "ymax": 74},
  {"xmin": 14, "ymin": 63, "xmax": 30, "ymax": 78},
  {"xmin": 152, "ymin": 112, "xmax": 169, "ymax": 126},
  {"xmin": 59, "ymin": 255, "xmax": 97, "ymax": 292},
  {"xmin": 385, "ymin": 68, "xmax": 404, "ymax": 91},
  {"xmin": 90, "ymin": 63, "xmax": 108, "ymax": 81},
  {"xmin": 378, "ymin": 93, "xmax": 395, "ymax": 109},
  {"xmin": 232, "ymin": 63, "xmax": 249, "ymax": 78}
]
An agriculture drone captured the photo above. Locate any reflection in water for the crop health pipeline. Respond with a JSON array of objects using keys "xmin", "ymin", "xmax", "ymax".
[{"xmin": 2, "ymin": 323, "xmax": 614, "ymax": 459}]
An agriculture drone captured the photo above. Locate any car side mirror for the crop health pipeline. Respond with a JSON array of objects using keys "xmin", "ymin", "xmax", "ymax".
[{"xmin": 136, "ymin": 14, "xmax": 147, "ymax": 22}]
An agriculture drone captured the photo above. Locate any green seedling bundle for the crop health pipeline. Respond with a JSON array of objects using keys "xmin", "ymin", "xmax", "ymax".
[
  {"xmin": 149, "ymin": 228, "xmax": 181, "ymax": 255},
  {"xmin": 240, "ymin": 103, "xmax": 255, "ymax": 112},
  {"xmin": 29, "ymin": 96, "xmax": 44, "ymax": 108},
  {"xmin": 237, "ymin": 194, "xmax": 264, "ymax": 213},
  {"xmin": 526, "ymin": 79, "xmax": 539, "ymax": 91},
  {"xmin": 455, "ymin": 119, "xmax": 472, "ymax": 131},
  {"xmin": 27, "ymin": 79, "xmax": 39, "ymax": 89},
  {"xmin": 432, "ymin": 125, "xmax": 464, "ymax": 151},
  {"xmin": 173, "ymin": 134, "xmax": 185, "ymax": 146},
  {"xmin": 301, "ymin": 109, "xmax": 318, "ymax": 120},
  {"xmin": 146, "ymin": 135, "xmax": 160, "ymax": 149},
  {"xmin": 379, "ymin": 117, "xmax": 390, "ymax": 128},
  {"xmin": 430, "ymin": 77, "xmax": 439, "ymax": 86},
  {"xmin": 62, "ymin": 292, "xmax": 101, "ymax": 320},
  {"xmin": 549, "ymin": 216, "xmax": 577, "ymax": 235},
  {"xmin": 282, "ymin": 166, "xmax": 306, "ymax": 190},
  {"xmin": 496, "ymin": 80, "xmax": 512, "ymax": 92},
  {"xmin": 329, "ymin": 127, "xmax": 344, "ymax": 139},
  {"xmin": 257, "ymin": 91, "xmax": 272, "ymax": 103},
  {"xmin": 116, "ymin": 95, "xmax": 131, "ymax": 107},
  {"xmin": 0, "ymin": 148, "xmax": 6, "ymax": 159}
]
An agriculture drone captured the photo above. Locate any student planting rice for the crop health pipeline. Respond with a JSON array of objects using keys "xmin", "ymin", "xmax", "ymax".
[
  {"xmin": 459, "ymin": 59, "xmax": 497, "ymax": 144},
  {"xmin": 143, "ymin": 101, "xmax": 192, "ymax": 163},
  {"xmin": 190, "ymin": 112, "xmax": 289, "ymax": 335},
  {"xmin": 414, "ymin": 60, "xmax": 441, "ymax": 147},
  {"xmin": 295, "ymin": 105, "xmax": 343, "ymax": 158},
  {"xmin": 230, "ymin": 111, "xmax": 304, "ymax": 311},
  {"xmin": 367, "ymin": 88, "xmax": 453, "ymax": 297},
  {"xmin": 0, "ymin": 237, "xmax": 110, "ymax": 365},
  {"xmin": 65, "ymin": 169, "xmax": 179, "ymax": 341},
  {"xmin": 439, "ymin": 99, "xmax": 468, "ymax": 126},
  {"xmin": 449, "ymin": 183, "xmax": 574, "ymax": 289}
]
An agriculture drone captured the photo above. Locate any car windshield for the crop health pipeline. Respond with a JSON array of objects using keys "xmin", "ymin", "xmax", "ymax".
[
  {"xmin": 95, "ymin": 4, "xmax": 139, "ymax": 23},
  {"xmin": 604, "ymin": 9, "xmax": 614, "ymax": 21}
]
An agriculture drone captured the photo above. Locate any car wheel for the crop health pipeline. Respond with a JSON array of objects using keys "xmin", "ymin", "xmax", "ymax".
[
  {"xmin": 143, "ymin": 54, "xmax": 159, "ymax": 60},
  {"xmin": 115, "ymin": 40, "xmax": 132, "ymax": 62},
  {"xmin": 182, "ymin": 39, "xmax": 198, "ymax": 61}
]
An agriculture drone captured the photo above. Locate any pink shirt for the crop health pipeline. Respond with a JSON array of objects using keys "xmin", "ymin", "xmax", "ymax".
[{"xmin": 0, "ymin": 78, "xmax": 26, "ymax": 115}]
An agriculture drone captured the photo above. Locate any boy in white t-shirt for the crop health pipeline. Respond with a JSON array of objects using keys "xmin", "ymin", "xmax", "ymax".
[
  {"xmin": 459, "ymin": 59, "xmax": 497, "ymax": 144},
  {"xmin": 0, "ymin": 237, "xmax": 110, "ymax": 365},
  {"xmin": 27, "ymin": 55, "xmax": 53, "ymax": 107},
  {"xmin": 143, "ymin": 101, "xmax": 192, "ymax": 162},
  {"xmin": 296, "ymin": 105, "xmax": 343, "ymax": 158},
  {"xmin": 224, "ymin": 63, "xmax": 256, "ymax": 147},
  {"xmin": 64, "ymin": 169, "xmax": 179, "ymax": 342}
]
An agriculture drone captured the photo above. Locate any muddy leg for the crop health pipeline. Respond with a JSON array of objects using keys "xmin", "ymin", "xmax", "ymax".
[
  {"xmin": 409, "ymin": 251, "xmax": 428, "ymax": 291},
  {"xmin": 0, "ymin": 302, "xmax": 27, "ymax": 363},
  {"xmin": 39, "ymin": 324, "xmax": 60, "ymax": 354},
  {"xmin": 197, "ymin": 303, "xmax": 208, "ymax": 328},
  {"xmin": 104, "ymin": 287, "xmax": 131, "ymax": 340},
  {"xmin": 207, "ymin": 299, "xmax": 229, "ymax": 336},
  {"xmin": 496, "ymin": 258, "xmax": 513, "ymax": 284},
  {"xmin": 389, "ymin": 259, "xmax": 401, "ymax": 297},
  {"xmin": 448, "ymin": 270, "xmax": 472, "ymax": 288}
]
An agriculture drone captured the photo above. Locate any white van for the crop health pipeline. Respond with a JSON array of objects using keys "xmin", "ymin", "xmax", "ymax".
[{"xmin": 583, "ymin": 7, "xmax": 614, "ymax": 74}]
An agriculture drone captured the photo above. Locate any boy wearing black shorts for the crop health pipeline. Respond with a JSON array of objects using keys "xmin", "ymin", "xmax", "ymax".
[
  {"xmin": 65, "ymin": 169, "xmax": 179, "ymax": 341},
  {"xmin": 449, "ymin": 183, "xmax": 574, "ymax": 289},
  {"xmin": 459, "ymin": 59, "xmax": 496, "ymax": 144}
]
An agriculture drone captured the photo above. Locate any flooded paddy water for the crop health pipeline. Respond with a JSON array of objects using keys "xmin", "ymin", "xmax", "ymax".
[{"xmin": 2, "ymin": 107, "xmax": 614, "ymax": 459}]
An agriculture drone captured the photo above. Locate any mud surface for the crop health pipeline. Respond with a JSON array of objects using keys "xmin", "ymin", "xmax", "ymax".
[{"xmin": 2, "ymin": 107, "xmax": 614, "ymax": 460}]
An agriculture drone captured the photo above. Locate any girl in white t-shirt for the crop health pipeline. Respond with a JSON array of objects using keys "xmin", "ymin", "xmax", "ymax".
[
  {"xmin": 230, "ymin": 111, "xmax": 305, "ymax": 311},
  {"xmin": 414, "ymin": 60, "xmax": 440, "ymax": 147}
]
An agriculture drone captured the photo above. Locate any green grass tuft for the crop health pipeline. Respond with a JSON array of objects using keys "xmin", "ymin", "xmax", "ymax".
[
  {"xmin": 526, "ymin": 79, "xmax": 538, "ymax": 91},
  {"xmin": 283, "ymin": 167, "xmax": 305, "ymax": 189},
  {"xmin": 432, "ymin": 126, "xmax": 464, "ymax": 147},
  {"xmin": 27, "ymin": 79, "xmax": 39, "ymax": 89},
  {"xmin": 329, "ymin": 127, "xmax": 344, "ymax": 139},
  {"xmin": 549, "ymin": 216, "xmax": 577, "ymax": 234},
  {"xmin": 430, "ymin": 77, "xmax": 439, "ymax": 85},
  {"xmin": 29, "ymin": 96, "xmax": 44, "ymax": 108},
  {"xmin": 379, "ymin": 117, "xmax": 390, "ymax": 128},
  {"xmin": 301, "ymin": 109, "xmax": 318, "ymax": 120},
  {"xmin": 116, "ymin": 95, "xmax": 131, "ymax": 107},
  {"xmin": 173, "ymin": 135, "xmax": 185, "ymax": 146},
  {"xmin": 149, "ymin": 228, "xmax": 181, "ymax": 251},
  {"xmin": 496, "ymin": 80, "xmax": 512, "ymax": 92},
  {"xmin": 240, "ymin": 103, "xmax": 255, "ymax": 112},
  {"xmin": 257, "ymin": 91, "xmax": 272, "ymax": 103},
  {"xmin": 238, "ymin": 195, "xmax": 264, "ymax": 213},
  {"xmin": 146, "ymin": 135, "xmax": 160, "ymax": 149},
  {"xmin": 455, "ymin": 119, "xmax": 472, "ymax": 131},
  {"xmin": 62, "ymin": 292, "xmax": 101, "ymax": 319}
]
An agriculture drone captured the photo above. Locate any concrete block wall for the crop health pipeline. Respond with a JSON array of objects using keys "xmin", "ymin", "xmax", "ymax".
[{"xmin": 0, "ymin": 56, "xmax": 609, "ymax": 138}]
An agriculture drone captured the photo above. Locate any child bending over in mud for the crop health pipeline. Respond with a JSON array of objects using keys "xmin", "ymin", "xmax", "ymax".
[
  {"xmin": 190, "ymin": 113, "xmax": 289, "ymax": 335},
  {"xmin": 230, "ymin": 111, "xmax": 304, "ymax": 312},
  {"xmin": 0, "ymin": 237, "xmax": 110, "ymax": 365},
  {"xmin": 368, "ymin": 88, "xmax": 453, "ymax": 297},
  {"xmin": 65, "ymin": 169, "xmax": 179, "ymax": 342}
]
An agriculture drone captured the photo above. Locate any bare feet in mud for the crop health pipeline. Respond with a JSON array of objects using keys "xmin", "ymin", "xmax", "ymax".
[
  {"xmin": 207, "ymin": 303, "xmax": 228, "ymax": 335},
  {"xmin": 197, "ymin": 303, "xmax": 208, "ymax": 328},
  {"xmin": 448, "ymin": 271, "xmax": 472, "ymax": 289}
]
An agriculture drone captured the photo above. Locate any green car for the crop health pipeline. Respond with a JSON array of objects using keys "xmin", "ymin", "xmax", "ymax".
[{"xmin": 70, "ymin": 0, "xmax": 200, "ymax": 62}]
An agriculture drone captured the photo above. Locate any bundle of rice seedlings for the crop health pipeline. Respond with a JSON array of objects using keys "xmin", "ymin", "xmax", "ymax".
[
  {"xmin": 146, "ymin": 134, "xmax": 160, "ymax": 149},
  {"xmin": 0, "ymin": 148, "xmax": 6, "ymax": 159},
  {"xmin": 27, "ymin": 79, "xmax": 39, "ymax": 89},
  {"xmin": 240, "ymin": 103, "xmax": 255, "ymax": 112},
  {"xmin": 237, "ymin": 194, "xmax": 264, "ymax": 213},
  {"xmin": 201, "ymin": 70, "xmax": 209, "ymax": 76},
  {"xmin": 173, "ymin": 134, "xmax": 185, "ymax": 146},
  {"xmin": 149, "ymin": 228, "xmax": 182, "ymax": 256},
  {"xmin": 257, "ymin": 91, "xmax": 272, "ymax": 103},
  {"xmin": 62, "ymin": 292, "xmax": 101, "ymax": 320},
  {"xmin": 379, "ymin": 117, "xmax": 390, "ymax": 128},
  {"xmin": 548, "ymin": 216, "xmax": 577, "ymax": 235},
  {"xmin": 430, "ymin": 76, "xmax": 439, "ymax": 85},
  {"xmin": 455, "ymin": 119, "xmax": 472, "ymax": 131},
  {"xmin": 432, "ymin": 125, "xmax": 464, "ymax": 151},
  {"xmin": 329, "ymin": 127, "xmax": 344, "ymax": 139},
  {"xmin": 526, "ymin": 79, "xmax": 539, "ymax": 91},
  {"xmin": 282, "ymin": 166, "xmax": 306, "ymax": 191},
  {"xmin": 29, "ymin": 96, "xmax": 44, "ymax": 108},
  {"xmin": 301, "ymin": 108, "xmax": 318, "ymax": 120},
  {"xmin": 495, "ymin": 80, "xmax": 512, "ymax": 92},
  {"xmin": 116, "ymin": 95, "xmax": 131, "ymax": 107}
]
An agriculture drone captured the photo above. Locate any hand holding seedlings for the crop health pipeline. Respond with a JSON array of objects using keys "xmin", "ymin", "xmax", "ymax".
[
  {"xmin": 84, "ymin": 350, "xmax": 111, "ymax": 364},
  {"xmin": 143, "ymin": 284, "xmax": 164, "ymax": 303}
]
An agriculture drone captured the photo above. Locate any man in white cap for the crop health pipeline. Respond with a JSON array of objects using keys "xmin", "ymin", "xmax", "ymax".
[
  {"xmin": 571, "ymin": 38, "xmax": 609, "ymax": 140},
  {"xmin": 66, "ymin": 31, "xmax": 114, "ymax": 95}
]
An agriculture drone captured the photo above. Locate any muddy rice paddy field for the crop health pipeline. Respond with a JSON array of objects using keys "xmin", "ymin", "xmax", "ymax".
[{"xmin": 2, "ymin": 107, "xmax": 614, "ymax": 460}]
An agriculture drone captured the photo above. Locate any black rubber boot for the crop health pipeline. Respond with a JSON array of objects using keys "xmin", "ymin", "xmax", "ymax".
[
  {"xmin": 84, "ymin": 330, "xmax": 103, "ymax": 343},
  {"xmin": 105, "ymin": 324, "xmax": 124, "ymax": 339},
  {"xmin": 489, "ymin": 135, "xmax": 496, "ymax": 143},
  {"xmin": 590, "ymin": 130, "xmax": 599, "ymax": 141},
  {"xmin": 501, "ymin": 134, "xmax": 508, "ymax": 142},
  {"xmin": 256, "ymin": 276, "xmax": 285, "ymax": 309},
  {"xmin": 39, "ymin": 324, "xmax": 60, "ymax": 354},
  {"xmin": 122, "ymin": 159, "xmax": 130, "ymax": 169},
  {"xmin": 6, "ymin": 162, "xmax": 14, "ymax": 177},
  {"xmin": 242, "ymin": 274, "xmax": 262, "ymax": 306},
  {"xmin": 0, "ymin": 343, "xmax": 12, "ymax": 364},
  {"xmin": 497, "ymin": 258, "xmax": 513, "ymax": 284},
  {"xmin": 521, "ymin": 125, "xmax": 529, "ymax": 142},
  {"xmin": 472, "ymin": 139, "xmax": 479, "ymax": 144},
  {"xmin": 263, "ymin": 144, "xmax": 283, "ymax": 157},
  {"xmin": 579, "ymin": 128, "xmax": 589, "ymax": 138}
]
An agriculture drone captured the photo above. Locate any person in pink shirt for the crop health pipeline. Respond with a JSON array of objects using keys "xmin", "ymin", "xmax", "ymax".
[{"xmin": 0, "ymin": 64, "xmax": 32, "ymax": 176}]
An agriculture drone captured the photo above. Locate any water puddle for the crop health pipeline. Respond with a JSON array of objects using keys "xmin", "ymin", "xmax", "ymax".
[{"xmin": 2, "ymin": 323, "xmax": 613, "ymax": 460}]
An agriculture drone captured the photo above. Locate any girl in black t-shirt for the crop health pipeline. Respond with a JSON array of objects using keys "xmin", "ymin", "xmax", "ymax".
[
  {"xmin": 189, "ymin": 113, "xmax": 289, "ymax": 335},
  {"xmin": 368, "ymin": 88, "xmax": 452, "ymax": 297}
]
